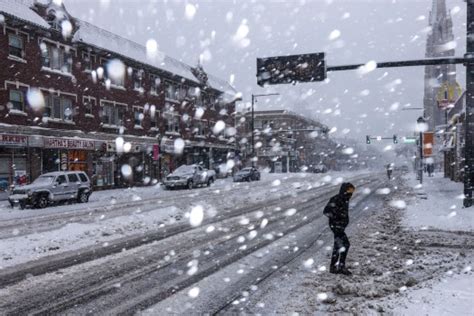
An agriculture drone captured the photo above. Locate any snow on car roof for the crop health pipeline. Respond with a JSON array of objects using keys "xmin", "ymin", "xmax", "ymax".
[{"xmin": 0, "ymin": 0, "xmax": 51, "ymax": 29}]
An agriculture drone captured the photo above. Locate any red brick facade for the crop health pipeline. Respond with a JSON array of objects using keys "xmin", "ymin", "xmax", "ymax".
[{"xmin": 0, "ymin": 1, "xmax": 238, "ymax": 189}]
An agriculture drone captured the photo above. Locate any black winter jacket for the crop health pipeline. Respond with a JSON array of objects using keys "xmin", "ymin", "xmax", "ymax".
[{"xmin": 323, "ymin": 183, "xmax": 353, "ymax": 229}]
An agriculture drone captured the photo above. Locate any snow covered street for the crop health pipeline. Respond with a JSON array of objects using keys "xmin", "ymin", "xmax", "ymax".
[{"xmin": 0, "ymin": 170, "xmax": 472, "ymax": 315}]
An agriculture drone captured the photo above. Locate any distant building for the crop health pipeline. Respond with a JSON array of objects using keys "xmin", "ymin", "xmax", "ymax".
[
  {"xmin": 0, "ymin": 0, "xmax": 238, "ymax": 189},
  {"xmin": 238, "ymin": 110, "xmax": 337, "ymax": 172},
  {"xmin": 422, "ymin": 0, "xmax": 458, "ymax": 173},
  {"xmin": 423, "ymin": 0, "xmax": 457, "ymax": 130},
  {"xmin": 442, "ymin": 91, "xmax": 465, "ymax": 182}
]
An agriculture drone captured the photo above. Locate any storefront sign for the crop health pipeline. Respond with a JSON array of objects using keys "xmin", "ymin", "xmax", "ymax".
[
  {"xmin": 153, "ymin": 144, "xmax": 160, "ymax": 161},
  {"xmin": 423, "ymin": 132, "xmax": 434, "ymax": 157},
  {"xmin": 0, "ymin": 134, "xmax": 27, "ymax": 146},
  {"xmin": 44, "ymin": 138, "xmax": 95, "ymax": 150}
]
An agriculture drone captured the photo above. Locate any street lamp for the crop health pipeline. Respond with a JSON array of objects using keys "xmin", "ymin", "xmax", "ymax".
[
  {"xmin": 250, "ymin": 93, "xmax": 280, "ymax": 157},
  {"xmin": 416, "ymin": 116, "xmax": 426, "ymax": 184}
]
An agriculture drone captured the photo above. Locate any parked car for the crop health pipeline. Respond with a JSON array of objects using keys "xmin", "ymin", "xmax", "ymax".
[
  {"xmin": 163, "ymin": 164, "xmax": 216, "ymax": 189},
  {"xmin": 233, "ymin": 167, "xmax": 261, "ymax": 182},
  {"xmin": 8, "ymin": 171, "xmax": 92, "ymax": 209},
  {"xmin": 312, "ymin": 164, "xmax": 328, "ymax": 173}
]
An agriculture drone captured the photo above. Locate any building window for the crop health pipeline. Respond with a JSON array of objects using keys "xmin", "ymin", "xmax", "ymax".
[
  {"xmin": 165, "ymin": 114, "xmax": 180, "ymax": 133},
  {"xmin": 179, "ymin": 85, "xmax": 187, "ymax": 100},
  {"xmin": 150, "ymin": 110, "xmax": 161, "ymax": 129},
  {"xmin": 83, "ymin": 96, "xmax": 96, "ymax": 115},
  {"xmin": 194, "ymin": 120, "xmax": 205, "ymax": 136},
  {"xmin": 44, "ymin": 95, "xmax": 74, "ymax": 121},
  {"xmin": 9, "ymin": 90, "xmax": 24, "ymax": 111},
  {"xmin": 82, "ymin": 51, "xmax": 96, "ymax": 71},
  {"xmin": 102, "ymin": 59, "xmax": 125, "ymax": 87},
  {"xmin": 133, "ymin": 107, "xmax": 143, "ymax": 126},
  {"xmin": 8, "ymin": 34, "xmax": 24, "ymax": 59},
  {"xmin": 40, "ymin": 42, "xmax": 73, "ymax": 73},
  {"xmin": 133, "ymin": 69, "xmax": 144, "ymax": 90},
  {"xmin": 165, "ymin": 81, "xmax": 178, "ymax": 100},
  {"xmin": 149, "ymin": 74, "xmax": 161, "ymax": 95},
  {"xmin": 101, "ymin": 101, "xmax": 126, "ymax": 126}
]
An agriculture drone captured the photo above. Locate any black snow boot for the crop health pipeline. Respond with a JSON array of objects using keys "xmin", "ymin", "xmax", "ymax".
[
  {"xmin": 329, "ymin": 265, "xmax": 338, "ymax": 274},
  {"xmin": 338, "ymin": 266, "xmax": 352, "ymax": 276}
]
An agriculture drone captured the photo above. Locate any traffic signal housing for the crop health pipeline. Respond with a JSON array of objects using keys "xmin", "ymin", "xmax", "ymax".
[
  {"xmin": 366, "ymin": 135, "xmax": 371, "ymax": 144},
  {"xmin": 393, "ymin": 134, "xmax": 398, "ymax": 144}
]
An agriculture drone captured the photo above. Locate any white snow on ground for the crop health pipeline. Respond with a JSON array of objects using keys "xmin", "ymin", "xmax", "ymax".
[
  {"xmin": 402, "ymin": 173, "xmax": 474, "ymax": 232},
  {"xmin": 389, "ymin": 171, "xmax": 474, "ymax": 315},
  {"xmin": 390, "ymin": 272, "xmax": 474, "ymax": 316},
  {"xmin": 0, "ymin": 171, "xmax": 370, "ymax": 269}
]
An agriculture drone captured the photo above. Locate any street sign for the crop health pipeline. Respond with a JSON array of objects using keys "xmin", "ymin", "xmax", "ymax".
[
  {"xmin": 256, "ymin": 53, "xmax": 326, "ymax": 86},
  {"xmin": 403, "ymin": 137, "xmax": 417, "ymax": 144}
]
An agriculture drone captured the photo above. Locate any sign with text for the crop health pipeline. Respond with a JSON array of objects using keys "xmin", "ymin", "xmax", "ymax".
[
  {"xmin": 423, "ymin": 132, "xmax": 434, "ymax": 157},
  {"xmin": 153, "ymin": 144, "xmax": 160, "ymax": 161},
  {"xmin": 0, "ymin": 134, "xmax": 27, "ymax": 146},
  {"xmin": 44, "ymin": 138, "xmax": 95, "ymax": 150},
  {"xmin": 257, "ymin": 52, "xmax": 326, "ymax": 86}
]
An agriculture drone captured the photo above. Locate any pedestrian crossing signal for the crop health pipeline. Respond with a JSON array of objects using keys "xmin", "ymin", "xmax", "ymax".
[
  {"xmin": 393, "ymin": 135, "xmax": 398, "ymax": 144},
  {"xmin": 366, "ymin": 135, "xmax": 371, "ymax": 144}
]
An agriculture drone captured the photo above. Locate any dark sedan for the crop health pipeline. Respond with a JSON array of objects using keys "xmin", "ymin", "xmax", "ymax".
[{"xmin": 233, "ymin": 167, "xmax": 260, "ymax": 182}]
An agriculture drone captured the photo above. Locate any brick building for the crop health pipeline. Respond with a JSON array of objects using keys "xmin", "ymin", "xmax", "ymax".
[
  {"xmin": 0, "ymin": 0, "xmax": 239, "ymax": 189},
  {"xmin": 237, "ymin": 110, "xmax": 336, "ymax": 173}
]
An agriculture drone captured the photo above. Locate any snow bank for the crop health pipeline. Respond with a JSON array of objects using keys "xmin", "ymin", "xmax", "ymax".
[{"xmin": 402, "ymin": 173, "xmax": 474, "ymax": 232}]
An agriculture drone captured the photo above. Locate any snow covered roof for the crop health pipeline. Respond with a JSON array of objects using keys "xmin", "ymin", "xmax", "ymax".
[
  {"xmin": 207, "ymin": 73, "xmax": 236, "ymax": 94},
  {"xmin": 0, "ymin": 0, "xmax": 50, "ymax": 29},
  {"xmin": 73, "ymin": 19, "xmax": 199, "ymax": 84}
]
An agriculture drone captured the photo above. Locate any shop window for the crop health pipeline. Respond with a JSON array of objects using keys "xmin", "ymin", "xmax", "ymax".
[
  {"xmin": 40, "ymin": 41, "xmax": 73, "ymax": 73},
  {"xmin": 83, "ymin": 96, "xmax": 96, "ymax": 116},
  {"xmin": 150, "ymin": 74, "xmax": 161, "ymax": 95},
  {"xmin": 82, "ymin": 51, "xmax": 96, "ymax": 71},
  {"xmin": 9, "ymin": 90, "xmax": 24, "ymax": 111},
  {"xmin": 8, "ymin": 34, "xmax": 24, "ymax": 59},
  {"xmin": 67, "ymin": 173, "xmax": 79, "ymax": 183}
]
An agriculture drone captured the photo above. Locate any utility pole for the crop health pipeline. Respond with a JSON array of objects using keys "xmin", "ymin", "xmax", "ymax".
[
  {"xmin": 464, "ymin": 0, "xmax": 474, "ymax": 207},
  {"xmin": 417, "ymin": 116, "xmax": 426, "ymax": 185}
]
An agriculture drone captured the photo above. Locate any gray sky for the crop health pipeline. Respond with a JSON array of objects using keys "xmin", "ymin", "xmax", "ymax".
[{"xmin": 64, "ymin": 0, "xmax": 467, "ymax": 145}]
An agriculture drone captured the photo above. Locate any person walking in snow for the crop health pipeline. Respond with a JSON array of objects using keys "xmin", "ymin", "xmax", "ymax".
[
  {"xmin": 386, "ymin": 164, "xmax": 393, "ymax": 180},
  {"xmin": 323, "ymin": 182, "xmax": 355, "ymax": 275}
]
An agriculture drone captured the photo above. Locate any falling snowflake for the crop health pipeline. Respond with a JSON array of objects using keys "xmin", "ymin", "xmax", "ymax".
[{"xmin": 190, "ymin": 205, "xmax": 204, "ymax": 227}]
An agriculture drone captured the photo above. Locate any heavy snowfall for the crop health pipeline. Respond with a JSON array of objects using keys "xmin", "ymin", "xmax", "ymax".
[{"xmin": 0, "ymin": 0, "xmax": 473, "ymax": 315}]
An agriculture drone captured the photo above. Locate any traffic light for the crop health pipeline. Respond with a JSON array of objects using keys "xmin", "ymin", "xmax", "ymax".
[
  {"xmin": 393, "ymin": 134, "xmax": 398, "ymax": 144},
  {"xmin": 366, "ymin": 135, "xmax": 371, "ymax": 144}
]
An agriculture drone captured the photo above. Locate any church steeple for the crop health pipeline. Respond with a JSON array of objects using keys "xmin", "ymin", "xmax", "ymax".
[{"xmin": 423, "ymin": 0, "xmax": 456, "ymax": 131}]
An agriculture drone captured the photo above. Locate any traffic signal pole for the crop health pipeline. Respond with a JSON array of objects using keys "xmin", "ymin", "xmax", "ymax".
[
  {"xmin": 256, "ymin": 1, "xmax": 474, "ymax": 206},
  {"xmin": 464, "ymin": 0, "xmax": 474, "ymax": 207}
]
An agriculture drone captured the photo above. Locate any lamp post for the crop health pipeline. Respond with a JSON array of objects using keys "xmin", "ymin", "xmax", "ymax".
[
  {"xmin": 417, "ymin": 116, "xmax": 426, "ymax": 184},
  {"xmin": 250, "ymin": 93, "xmax": 280, "ymax": 158}
]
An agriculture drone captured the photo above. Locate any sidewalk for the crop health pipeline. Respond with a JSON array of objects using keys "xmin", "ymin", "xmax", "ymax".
[
  {"xmin": 385, "ymin": 172, "xmax": 474, "ymax": 315},
  {"xmin": 403, "ymin": 172, "xmax": 474, "ymax": 232}
]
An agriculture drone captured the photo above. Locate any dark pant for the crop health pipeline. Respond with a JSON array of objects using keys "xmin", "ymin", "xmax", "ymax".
[{"xmin": 330, "ymin": 226, "xmax": 350, "ymax": 268}]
